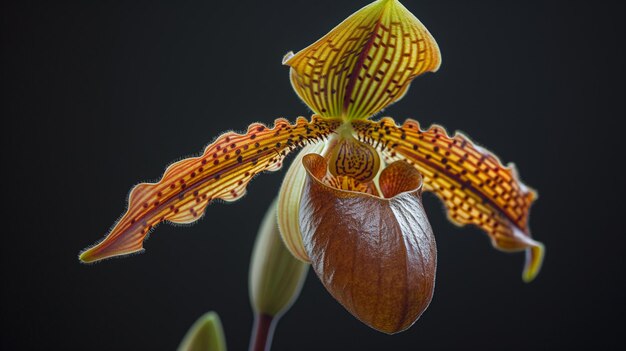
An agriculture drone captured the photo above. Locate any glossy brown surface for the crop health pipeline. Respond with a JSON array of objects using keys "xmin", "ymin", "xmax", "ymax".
[{"xmin": 299, "ymin": 154, "xmax": 436, "ymax": 334}]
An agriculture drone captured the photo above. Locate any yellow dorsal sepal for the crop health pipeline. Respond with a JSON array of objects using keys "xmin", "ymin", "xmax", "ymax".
[{"xmin": 284, "ymin": 0, "xmax": 441, "ymax": 120}]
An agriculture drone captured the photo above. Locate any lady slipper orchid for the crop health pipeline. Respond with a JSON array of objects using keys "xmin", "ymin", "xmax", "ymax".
[{"xmin": 80, "ymin": 0, "xmax": 544, "ymax": 334}]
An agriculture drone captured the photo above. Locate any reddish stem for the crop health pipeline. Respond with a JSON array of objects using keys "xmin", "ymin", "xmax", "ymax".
[{"xmin": 249, "ymin": 313, "xmax": 277, "ymax": 351}]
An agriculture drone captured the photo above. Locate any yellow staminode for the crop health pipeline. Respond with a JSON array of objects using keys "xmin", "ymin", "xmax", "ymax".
[{"xmin": 284, "ymin": 0, "xmax": 441, "ymax": 120}]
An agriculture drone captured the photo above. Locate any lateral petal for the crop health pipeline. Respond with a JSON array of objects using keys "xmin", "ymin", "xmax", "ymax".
[
  {"xmin": 352, "ymin": 118, "xmax": 544, "ymax": 281},
  {"xmin": 79, "ymin": 116, "xmax": 341, "ymax": 263},
  {"xmin": 299, "ymin": 154, "xmax": 436, "ymax": 334},
  {"xmin": 284, "ymin": 0, "xmax": 440, "ymax": 120}
]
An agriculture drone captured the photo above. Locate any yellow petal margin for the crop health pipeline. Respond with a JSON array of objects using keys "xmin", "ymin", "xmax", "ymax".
[
  {"xmin": 284, "ymin": 0, "xmax": 441, "ymax": 120},
  {"xmin": 79, "ymin": 116, "xmax": 341, "ymax": 263},
  {"xmin": 352, "ymin": 118, "xmax": 544, "ymax": 282}
]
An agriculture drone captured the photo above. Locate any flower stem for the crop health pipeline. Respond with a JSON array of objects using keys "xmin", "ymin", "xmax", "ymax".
[{"xmin": 249, "ymin": 313, "xmax": 277, "ymax": 351}]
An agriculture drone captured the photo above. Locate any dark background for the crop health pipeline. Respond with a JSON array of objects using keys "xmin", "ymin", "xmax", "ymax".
[{"xmin": 2, "ymin": 0, "xmax": 624, "ymax": 349}]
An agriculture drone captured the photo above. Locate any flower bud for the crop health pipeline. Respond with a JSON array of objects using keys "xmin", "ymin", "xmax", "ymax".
[
  {"xmin": 178, "ymin": 311, "xmax": 227, "ymax": 351},
  {"xmin": 249, "ymin": 199, "xmax": 309, "ymax": 318}
]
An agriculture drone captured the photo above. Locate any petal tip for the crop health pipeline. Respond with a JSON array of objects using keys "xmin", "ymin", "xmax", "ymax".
[
  {"xmin": 522, "ymin": 242, "xmax": 545, "ymax": 283},
  {"xmin": 282, "ymin": 51, "xmax": 295, "ymax": 65},
  {"xmin": 78, "ymin": 242, "xmax": 144, "ymax": 264},
  {"xmin": 78, "ymin": 250, "xmax": 94, "ymax": 264}
]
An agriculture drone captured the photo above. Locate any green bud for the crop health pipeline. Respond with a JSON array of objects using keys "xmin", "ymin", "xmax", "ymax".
[
  {"xmin": 249, "ymin": 199, "xmax": 309, "ymax": 317},
  {"xmin": 178, "ymin": 311, "xmax": 227, "ymax": 351}
]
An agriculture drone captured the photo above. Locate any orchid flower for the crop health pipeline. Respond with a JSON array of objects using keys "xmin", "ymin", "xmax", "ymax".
[{"xmin": 80, "ymin": 0, "xmax": 544, "ymax": 334}]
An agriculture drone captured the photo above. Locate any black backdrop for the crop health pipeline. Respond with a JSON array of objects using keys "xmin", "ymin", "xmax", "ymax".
[{"xmin": 2, "ymin": 0, "xmax": 624, "ymax": 349}]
